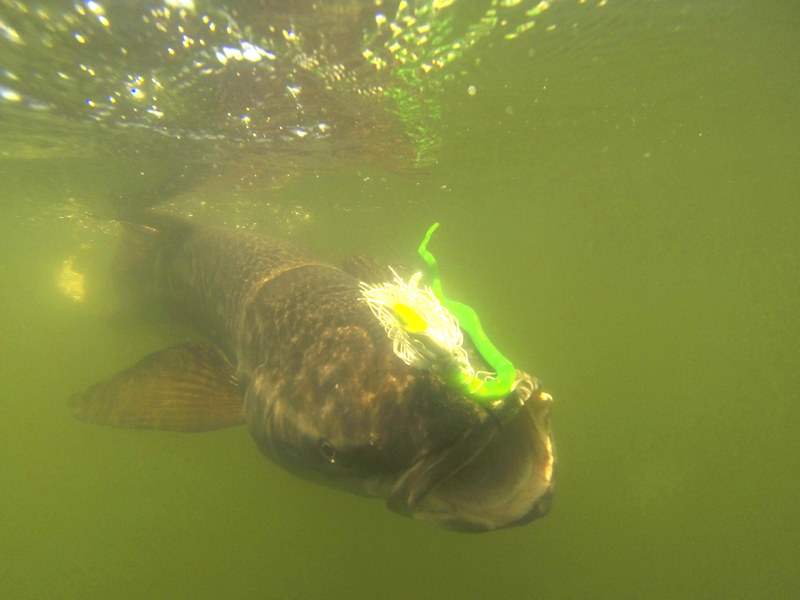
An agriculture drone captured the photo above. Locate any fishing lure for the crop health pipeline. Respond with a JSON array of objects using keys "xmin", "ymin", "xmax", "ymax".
[{"xmin": 360, "ymin": 223, "xmax": 517, "ymax": 404}]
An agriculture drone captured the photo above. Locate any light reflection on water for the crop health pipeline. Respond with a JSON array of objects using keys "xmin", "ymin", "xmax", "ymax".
[
  {"xmin": 0, "ymin": 0, "xmax": 575, "ymax": 170},
  {"xmin": 1, "ymin": 0, "xmax": 588, "ymax": 253}
]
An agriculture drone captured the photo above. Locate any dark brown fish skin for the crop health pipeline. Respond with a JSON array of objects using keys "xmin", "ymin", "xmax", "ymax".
[
  {"xmin": 148, "ymin": 217, "xmax": 494, "ymax": 497},
  {"xmin": 242, "ymin": 265, "xmax": 493, "ymax": 490}
]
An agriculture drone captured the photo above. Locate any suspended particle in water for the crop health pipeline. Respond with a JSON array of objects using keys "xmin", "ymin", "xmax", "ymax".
[
  {"xmin": 0, "ymin": 86, "xmax": 22, "ymax": 102},
  {"xmin": 57, "ymin": 257, "xmax": 86, "ymax": 303},
  {"xmin": 166, "ymin": 0, "xmax": 196, "ymax": 9},
  {"xmin": 0, "ymin": 19, "xmax": 22, "ymax": 45},
  {"xmin": 467, "ymin": 85, "xmax": 476, "ymax": 96}
]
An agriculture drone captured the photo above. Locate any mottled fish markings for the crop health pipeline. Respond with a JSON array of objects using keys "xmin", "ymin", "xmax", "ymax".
[{"xmin": 70, "ymin": 213, "xmax": 556, "ymax": 532}]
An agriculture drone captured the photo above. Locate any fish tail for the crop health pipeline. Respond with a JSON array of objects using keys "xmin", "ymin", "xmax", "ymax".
[{"xmin": 111, "ymin": 210, "xmax": 193, "ymax": 316}]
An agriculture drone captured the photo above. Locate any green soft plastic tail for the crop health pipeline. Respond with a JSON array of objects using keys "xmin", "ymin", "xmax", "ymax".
[{"xmin": 418, "ymin": 223, "xmax": 517, "ymax": 403}]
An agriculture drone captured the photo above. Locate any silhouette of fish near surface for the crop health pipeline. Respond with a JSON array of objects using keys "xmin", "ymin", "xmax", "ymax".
[{"xmin": 69, "ymin": 213, "xmax": 556, "ymax": 532}]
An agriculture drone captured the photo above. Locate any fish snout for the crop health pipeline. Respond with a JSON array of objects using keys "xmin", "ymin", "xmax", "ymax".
[{"xmin": 387, "ymin": 372, "xmax": 556, "ymax": 532}]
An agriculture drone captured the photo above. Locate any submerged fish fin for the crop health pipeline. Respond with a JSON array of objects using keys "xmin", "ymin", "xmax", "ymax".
[
  {"xmin": 341, "ymin": 255, "xmax": 416, "ymax": 284},
  {"xmin": 113, "ymin": 214, "xmax": 194, "ymax": 308},
  {"xmin": 69, "ymin": 343, "xmax": 246, "ymax": 432}
]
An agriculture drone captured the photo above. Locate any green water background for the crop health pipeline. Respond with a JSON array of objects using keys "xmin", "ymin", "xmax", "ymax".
[{"xmin": 1, "ymin": 1, "xmax": 799, "ymax": 598}]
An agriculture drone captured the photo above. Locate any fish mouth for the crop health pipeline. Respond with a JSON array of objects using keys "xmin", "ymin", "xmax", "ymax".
[{"xmin": 386, "ymin": 376, "xmax": 556, "ymax": 532}]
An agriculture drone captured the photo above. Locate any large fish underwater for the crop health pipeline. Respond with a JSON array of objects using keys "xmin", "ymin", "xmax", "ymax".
[{"xmin": 69, "ymin": 212, "xmax": 556, "ymax": 532}]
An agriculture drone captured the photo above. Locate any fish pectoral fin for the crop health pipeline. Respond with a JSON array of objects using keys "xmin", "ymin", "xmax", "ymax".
[{"xmin": 69, "ymin": 342, "xmax": 246, "ymax": 432}]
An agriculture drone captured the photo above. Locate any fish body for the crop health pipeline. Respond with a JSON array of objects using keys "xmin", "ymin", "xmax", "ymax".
[{"xmin": 70, "ymin": 215, "xmax": 556, "ymax": 532}]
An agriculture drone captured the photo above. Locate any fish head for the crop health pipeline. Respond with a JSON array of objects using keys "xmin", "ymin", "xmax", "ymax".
[
  {"xmin": 244, "ymin": 324, "xmax": 430, "ymax": 492},
  {"xmin": 393, "ymin": 371, "xmax": 557, "ymax": 532},
  {"xmin": 245, "ymin": 323, "xmax": 555, "ymax": 532}
]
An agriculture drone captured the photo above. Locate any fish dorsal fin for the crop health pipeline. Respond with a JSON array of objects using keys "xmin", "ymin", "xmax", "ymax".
[
  {"xmin": 341, "ymin": 255, "xmax": 416, "ymax": 285},
  {"xmin": 69, "ymin": 343, "xmax": 245, "ymax": 432}
]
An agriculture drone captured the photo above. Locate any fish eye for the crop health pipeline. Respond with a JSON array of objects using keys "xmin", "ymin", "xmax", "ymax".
[{"xmin": 318, "ymin": 440, "xmax": 337, "ymax": 463}]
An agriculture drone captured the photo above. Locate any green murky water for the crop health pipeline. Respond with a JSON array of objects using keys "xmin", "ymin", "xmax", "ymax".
[{"xmin": 1, "ymin": 0, "xmax": 798, "ymax": 598}]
